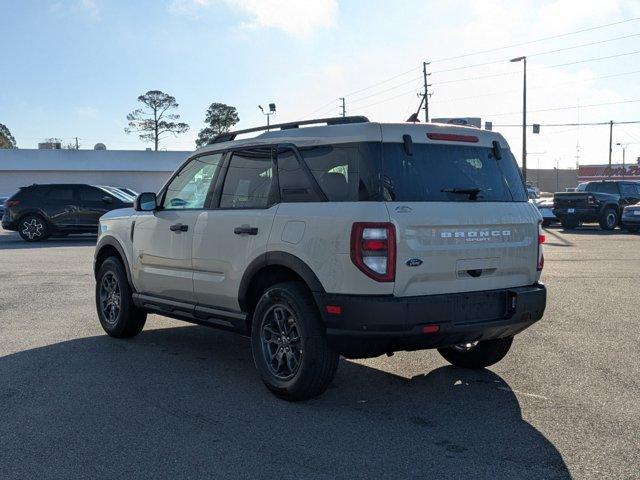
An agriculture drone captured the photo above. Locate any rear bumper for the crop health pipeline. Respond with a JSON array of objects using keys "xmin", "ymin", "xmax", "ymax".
[
  {"xmin": 314, "ymin": 283, "xmax": 546, "ymax": 358},
  {"xmin": 621, "ymin": 213, "xmax": 640, "ymax": 226},
  {"xmin": 553, "ymin": 207, "xmax": 599, "ymax": 222},
  {"xmin": 1, "ymin": 218, "xmax": 17, "ymax": 231}
]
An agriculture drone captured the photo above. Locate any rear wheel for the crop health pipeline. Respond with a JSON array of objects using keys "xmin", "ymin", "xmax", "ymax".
[
  {"xmin": 251, "ymin": 282, "xmax": 339, "ymax": 401},
  {"xmin": 438, "ymin": 336, "xmax": 513, "ymax": 369},
  {"xmin": 18, "ymin": 214, "xmax": 50, "ymax": 242},
  {"xmin": 560, "ymin": 218, "xmax": 578, "ymax": 230},
  {"xmin": 95, "ymin": 257, "xmax": 146, "ymax": 338},
  {"xmin": 599, "ymin": 207, "xmax": 618, "ymax": 230}
]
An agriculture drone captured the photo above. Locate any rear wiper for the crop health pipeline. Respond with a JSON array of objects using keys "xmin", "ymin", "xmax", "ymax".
[{"xmin": 441, "ymin": 187, "xmax": 482, "ymax": 200}]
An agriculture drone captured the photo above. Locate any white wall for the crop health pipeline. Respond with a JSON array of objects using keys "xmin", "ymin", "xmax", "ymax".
[
  {"xmin": 0, "ymin": 170, "xmax": 172, "ymax": 196},
  {"xmin": 0, "ymin": 148, "xmax": 191, "ymax": 197}
]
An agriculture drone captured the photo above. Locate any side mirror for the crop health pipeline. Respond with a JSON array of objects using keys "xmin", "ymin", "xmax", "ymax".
[
  {"xmin": 134, "ymin": 192, "xmax": 157, "ymax": 211},
  {"xmin": 102, "ymin": 196, "xmax": 113, "ymax": 204}
]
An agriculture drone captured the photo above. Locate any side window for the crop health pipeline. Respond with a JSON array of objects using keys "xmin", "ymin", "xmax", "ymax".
[
  {"xmin": 599, "ymin": 183, "xmax": 618, "ymax": 195},
  {"xmin": 163, "ymin": 153, "xmax": 221, "ymax": 209},
  {"xmin": 47, "ymin": 187, "xmax": 75, "ymax": 201},
  {"xmin": 277, "ymin": 150, "xmax": 322, "ymax": 202},
  {"xmin": 620, "ymin": 184, "xmax": 637, "ymax": 197},
  {"xmin": 300, "ymin": 145, "xmax": 357, "ymax": 201},
  {"xmin": 80, "ymin": 186, "xmax": 107, "ymax": 202},
  {"xmin": 220, "ymin": 149, "xmax": 274, "ymax": 209}
]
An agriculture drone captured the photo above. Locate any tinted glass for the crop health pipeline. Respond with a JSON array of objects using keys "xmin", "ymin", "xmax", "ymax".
[
  {"xmin": 220, "ymin": 149, "xmax": 273, "ymax": 208},
  {"xmin": 382, "ymin": 143, "xmax": 527, "ymax": 202},
  {"xmin": 163, "ymin": 153, "xmax": 221, "ymax": 209},
  {"xmin": 80, "ymin": 186, "xmax": 108, "ymax": 202},
  {"xmin": 595, "ymin": 182, "xmax": 619, "ymax": 194},
  {"xmin": 620, "ymin": 183, "xmax": 638, "ymax": 196},
  {"xmin": 277, "ymin": 150, "xmax": 321, "ymax": 202},
  {"xmin": 47, "ymin": 187, "xmax": 75, "ymax": 201},
  {"xmin": 299, "ymin": 143, "xmax": 381, "ymax": 201}
]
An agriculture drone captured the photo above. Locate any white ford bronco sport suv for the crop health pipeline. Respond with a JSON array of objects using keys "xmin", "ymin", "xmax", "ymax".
[{"xmin": 94, "ymin": 116, "xmax": 546, "ymax": 401}]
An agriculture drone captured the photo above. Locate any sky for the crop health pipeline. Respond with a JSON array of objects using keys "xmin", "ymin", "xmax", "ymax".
[{"xmin": 1, "ymin": 0, "xmax": 640, "ymax": 169}]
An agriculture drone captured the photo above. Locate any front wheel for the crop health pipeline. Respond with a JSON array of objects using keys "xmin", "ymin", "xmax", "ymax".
[
  {"xmin": 251, "ymin": 282, "xmax": 339, "ymax": 401},
  {"xmin": 560, "ymin": 218, "xmax": 578, "ymax": 230},
  {"xmin": 438, "ymin": 336, "xmax": 513, "ymax": 369},
  {"xmin": 95, "ymin": 257, "xmax": 146, "ymax": 338}
]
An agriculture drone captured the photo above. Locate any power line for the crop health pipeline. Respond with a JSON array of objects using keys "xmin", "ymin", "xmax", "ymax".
[
  {"xmin": 429, "ymin": 17, "xmax": 640, "ymax": 63},
  {"xmin": 429, "ymin": 32, "xmax": 640, "ymax": 75},
  {"xmin": 492, "ymin": 120, "xmax": 640, "ymax": 127},
  {"xmin": 303, "ymin": 16, "xmax": 640, "ymax": 114},
  {"xmin": 430, "ymin": 69, "xmax": 640, "ymax": 105},
  {"xmin": 483, "ymin": 99, "xmax": 640, "ymax": 118}
]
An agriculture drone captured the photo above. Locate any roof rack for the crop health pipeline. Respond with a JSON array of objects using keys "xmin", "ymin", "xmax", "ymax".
[{"xmin": 207, "ymin": 116, "xmax": 370, "ymax": 145}]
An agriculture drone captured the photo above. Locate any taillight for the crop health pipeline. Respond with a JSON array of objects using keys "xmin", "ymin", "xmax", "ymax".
[
  {"xmin": 537, "ymin": 220, "xmax": 545, "ymax": 271},
  {"xmin": 5, "ymin": 199, "xmax": 20, "ymax": 207},
  {"xmin": 350, "ymin": 222, "xmax": 396, "ymax": 282}
]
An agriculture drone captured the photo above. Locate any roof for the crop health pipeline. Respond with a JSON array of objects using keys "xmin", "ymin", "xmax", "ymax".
[
  {"xmin": 196, "ymin": 121, "xmax": 508, "ymax": 155},
  {"xmin": 0, "ymin": 149, "xmax": 190, "ymax": 172}
]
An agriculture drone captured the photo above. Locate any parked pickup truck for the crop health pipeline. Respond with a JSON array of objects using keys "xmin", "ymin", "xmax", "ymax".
[{"xmin": 553, "ymin": 180, "xmax": 640, "ymax": 230}]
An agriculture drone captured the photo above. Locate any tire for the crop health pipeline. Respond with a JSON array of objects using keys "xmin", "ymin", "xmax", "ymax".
[
  {"xmin": 95, "ymin": 256, "xmax": 146, "ymax": 338},
  {"xmin": 560, "ymin": 218, "xmax": 578, "ymax": 230},
  {"xmin": 18, "ymin": 214, "xmax": 50, "ymax": 242},
  {"xmin": 541, "ymin": 219, "xmax": 551, "ymax": 227},
  {"xmin": 251, "ymin": 282, "xmax": 339, "ymax": 401},
  {"xmin": 438, "ymin": 336, "xmax": 513, "ymax": 369},
  {"xmin": 599, "ymin": 207, "xmax": 618, "ymax": 230}
]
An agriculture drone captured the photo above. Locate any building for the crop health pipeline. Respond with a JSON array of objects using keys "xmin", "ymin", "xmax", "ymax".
[
  {"xmin": 0, "ymin": 149, "xmax": 190, "ymax": 196},
  {"xmin": 577, "ymin": 163, "xmax": 640, "ymax": 182},
  {"xmin": 526, "ymin": 168, "xmax": 578, "ymax": 193}
]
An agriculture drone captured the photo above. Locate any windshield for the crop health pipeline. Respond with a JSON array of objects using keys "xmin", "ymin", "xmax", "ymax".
[
  {"xmin": 97, "ymin": 186, "xmax": 134, "ymax": 203},
  {"xmin": 382, "ymin": 143, "xmax": 527, "ymax": 202}
]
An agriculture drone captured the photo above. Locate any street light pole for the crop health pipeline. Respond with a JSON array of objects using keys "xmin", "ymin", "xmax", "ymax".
[
  {"xmin": 616, "ymin": 142, "xmax": 627, "ymax": 179},
  {"xmin": 510, "ymin": 56, "xmax": 527, "ymax": 183}
]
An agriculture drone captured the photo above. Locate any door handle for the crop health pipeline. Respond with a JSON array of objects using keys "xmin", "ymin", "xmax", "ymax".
[
  {"xmin": 234, "ymin": 226, "xmax": 258, "ymax": 235},
  {"xmin": 170, "ymin": 223, "xmax": 189, "ymax": 232}
]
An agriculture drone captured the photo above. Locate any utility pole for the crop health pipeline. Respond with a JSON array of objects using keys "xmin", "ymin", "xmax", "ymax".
[
  {"xmin": 422, "ymin": 61, "xmax": 431, "ymax": 122},
  {"xmin": 616, "ymin": 142, "xmax": 627, "ymax": 179},
  {"xmin": 339, "ymin": 97, "xmax": 346, "ymax": 118},
  {"xmin": 608, "ymin": 120, "xmax": 613, "ymax": 178}
]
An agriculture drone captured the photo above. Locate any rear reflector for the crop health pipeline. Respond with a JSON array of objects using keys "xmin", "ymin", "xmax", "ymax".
[
  {"xmin": 422, "ymin": 324, "xmax": 440, "ymax": 334},
  {"xmin": 427, "ymin": 132, "xmax": 479, "ymax": 143},
  {"xmin": 325, "ymin": 305, "xmax": 342, "ymax": 315}
]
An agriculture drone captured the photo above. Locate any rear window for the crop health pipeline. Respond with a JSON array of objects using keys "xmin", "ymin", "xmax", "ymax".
[{"xmin": 382, "ymin": 143, "xmax": 527, "ymax": 202}]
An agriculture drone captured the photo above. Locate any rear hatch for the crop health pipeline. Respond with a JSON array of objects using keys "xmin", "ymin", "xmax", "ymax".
[
  {"xmin": 381, "ymin": 135, "xmax": 539, "ymax": 297},
  {"xmin": 553, "ymin": 192, "xmax": 591, "ymax": 209}
]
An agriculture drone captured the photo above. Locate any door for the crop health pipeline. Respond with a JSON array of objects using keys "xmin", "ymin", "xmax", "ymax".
[
  {"xmin": 193, "ymin": 148, "xmax": 278, "ymax": 311},
  {"xmin": 42, "ymin": 185, "xmax": 79, "ymax": 228},
  {"xmin": 77, "ymin": 186, "xmax": 119, "ymax": 228},
  {"xmin": 132, "ymin": 153, "xmax": 222, "ymax": 302}
]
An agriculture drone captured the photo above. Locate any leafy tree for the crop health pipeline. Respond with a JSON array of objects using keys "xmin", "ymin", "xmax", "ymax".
[
  {"xmin": 125, "ymin": 90, "xmax": 189, "ymax": 151},
  {"xmin": 196, "ymin": 103, "xmax": 239, "ymax": 148},
  {"xmin": 0, "ymin": 123, "xmax": 16, "ymax": 148}
]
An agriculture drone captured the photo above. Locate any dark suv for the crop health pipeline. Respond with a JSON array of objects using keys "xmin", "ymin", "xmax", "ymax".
[{"xmin": 2, "ymin": 184, "xmax": 133, "ymax": 242}]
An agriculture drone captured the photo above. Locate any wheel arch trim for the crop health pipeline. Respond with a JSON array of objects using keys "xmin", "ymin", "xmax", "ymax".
[
  {"xmin": 238, "ymin": 251, "xmax": 326, "ymax": 312},
  {"xmin": 94, "ymin": 235, "xmax": 135, "ymax": 291}
]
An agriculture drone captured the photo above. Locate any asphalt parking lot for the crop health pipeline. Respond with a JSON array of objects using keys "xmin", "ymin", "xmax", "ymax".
[{"xmin": 0, "ymin": 227, "xmax": 638, "ymax": 479}]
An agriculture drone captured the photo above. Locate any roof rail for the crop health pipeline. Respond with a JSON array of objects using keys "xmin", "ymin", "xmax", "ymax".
[{"xmin": 207, "ymin": 116, "xmax": 370, "ymax": 145}]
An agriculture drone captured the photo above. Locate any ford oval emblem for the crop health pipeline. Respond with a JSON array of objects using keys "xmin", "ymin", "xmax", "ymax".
[{"xmin": 406, "ymin": 258, "xmax": 423, "ymax": 267}]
